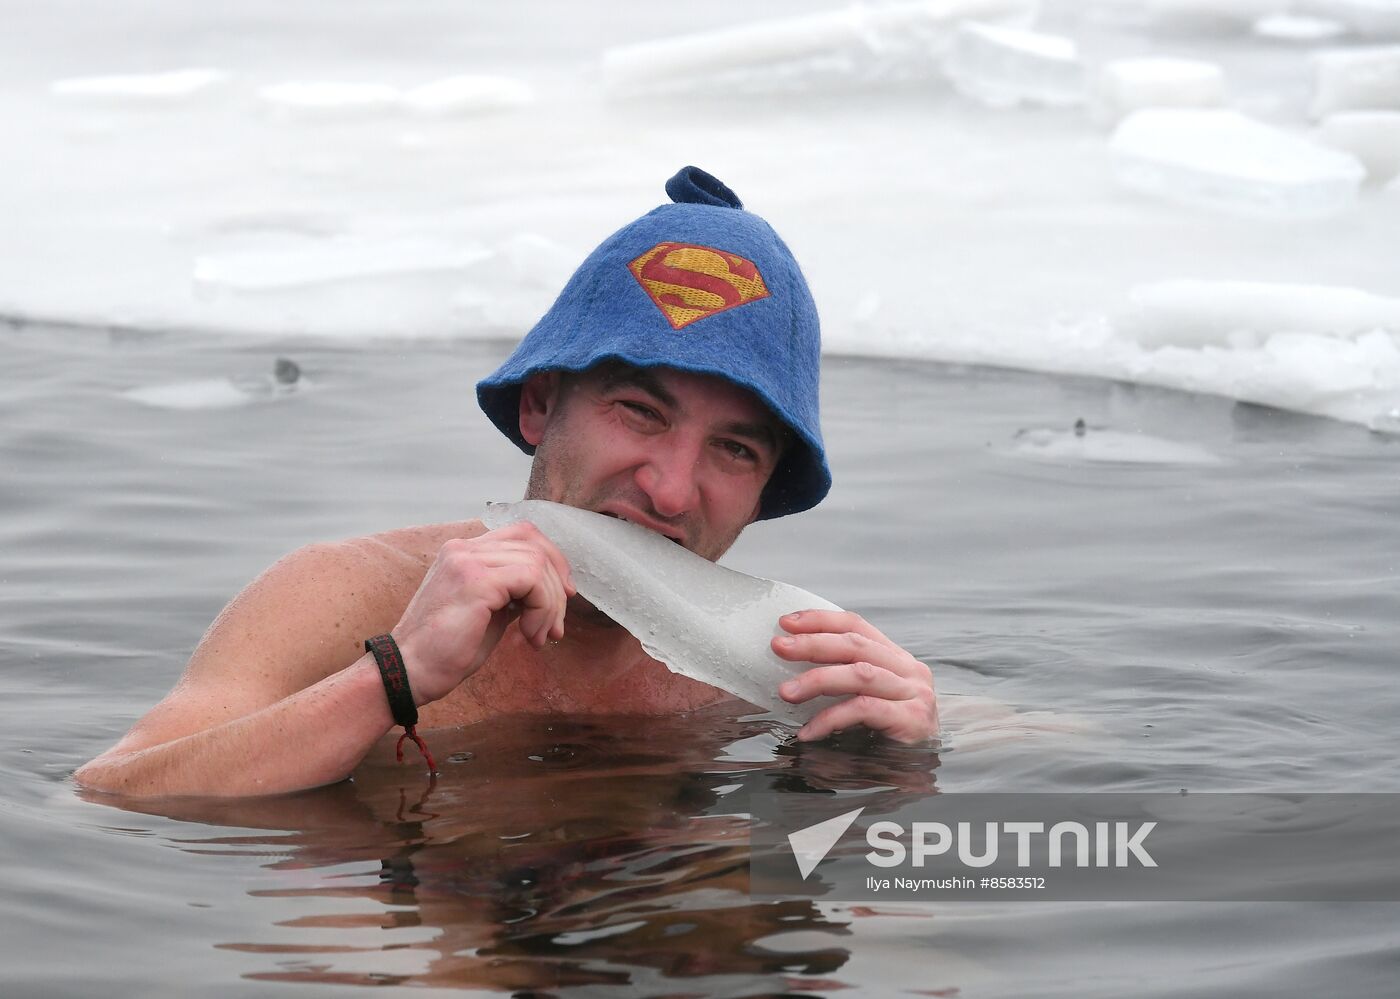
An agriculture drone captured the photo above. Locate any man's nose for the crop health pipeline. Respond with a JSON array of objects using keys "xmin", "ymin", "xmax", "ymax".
[{"xmin": 635, "ymin": 440, "xmax": 702, "ymax": 518}]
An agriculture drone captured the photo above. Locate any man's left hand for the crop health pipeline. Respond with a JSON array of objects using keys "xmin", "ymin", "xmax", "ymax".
[{"xmin": 772, "ymin": 610, "xmax": 938, "ymax": 744}]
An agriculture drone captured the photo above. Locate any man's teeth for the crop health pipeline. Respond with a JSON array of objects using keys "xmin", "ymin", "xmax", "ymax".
[{"xmin": 601, "ymin": 512, "xmax": 682, "ymax": 545}]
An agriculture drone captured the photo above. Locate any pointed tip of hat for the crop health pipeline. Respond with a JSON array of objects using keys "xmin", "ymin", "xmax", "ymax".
[{"xmin": 665, "ymin": 166, "xmax": 743, "ymax": 210}]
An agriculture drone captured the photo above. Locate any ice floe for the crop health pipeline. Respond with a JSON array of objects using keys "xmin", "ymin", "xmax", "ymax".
[
  {"xmin": 1310, "ymin": 45, "xmax": 1400, "ymax": 118},
  {"xmin": 49, "ymin": 68, "xmax": 228, "ymax": 101},
  {"xmin": 1005, "ymin": 423, "xmax": 1225, "ymax": 466},
  {"xmin": 1252, "ymin": 12, "xmax": 1349, "ymax": 42},
  {"xmin": 1044, "ymin": 0, "xmax": 1283, "ymax": 33},
  {"xmin": 258, "ymin": 76, "xmax": 534, "ymax": 118},
  {"xmin": 1115, "ymin": 279, "xmax": 1400, "ymax": 349},
  {"xmin": 1316, "ymin": 109, "xmax": 1400, "ymax": 180},
  {"xmin": 1099, "ymin": 280, "xmax": 1400, "ymax": 429},
  {"xmin": 258, "ymin": 80, "xmax": 401, "ymax": 115},
  {"xmin": 601, "ymin": 0, "xmax": 1033, "ymax": 96},
  {"xmin": 400, "ymin": 75, "xmax": 534, "ymax": 115},
  {"xmin": 1092, "ymin": 57, "xmax": 1226, "ymax": 124},
  {"xmin": 944, "ymin": 21, "xmax": 1086, "ymax": 108},
  {"xmin": 123, "ymin": 358, "xmax": 305, "ymax": 410},
  {"xmin": 1109, "ymin": 108, "xmax": 1366, "ymax": 217},
  {"xmin": 193, "ymin": 238, "xmax": 492, "ymax": 292},
  {"xmin": 1295, "ymin": 0, "xmax": 1400, "ymax": 38}
]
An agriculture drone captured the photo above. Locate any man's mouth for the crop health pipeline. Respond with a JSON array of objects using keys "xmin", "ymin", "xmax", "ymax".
[{"xmin": 599, "ymin": 510, "xmax": 686, "ymax": 547}]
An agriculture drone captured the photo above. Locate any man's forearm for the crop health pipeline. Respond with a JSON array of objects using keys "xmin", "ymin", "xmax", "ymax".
[{"xmin": 75, "ymin": 654, "xmax": 399, "ymax": 798}]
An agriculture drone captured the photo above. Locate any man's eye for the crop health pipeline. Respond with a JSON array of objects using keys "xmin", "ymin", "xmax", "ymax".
[
  {"xmin": 620, "ymin": 401, "xmax": 660, "ymax": 421},
  {"xmin": 720, "ymin": 440, "xmax": 758, "ymax": 462}
]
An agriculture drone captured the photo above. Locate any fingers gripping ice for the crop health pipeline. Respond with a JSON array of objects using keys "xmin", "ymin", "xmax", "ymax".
[{"xmin": 483, "ymin": 500, "xmax": 844, "ymax": 726}]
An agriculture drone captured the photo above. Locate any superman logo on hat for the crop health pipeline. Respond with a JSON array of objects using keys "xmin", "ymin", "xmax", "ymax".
[{"xmin": 628, "ymin": 242, "xmax": 771, "ymax": 330}]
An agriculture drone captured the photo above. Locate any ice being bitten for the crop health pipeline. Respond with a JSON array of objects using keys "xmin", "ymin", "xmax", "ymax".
[{"xmin": 482, "ymin": 500, "xmax": 848, "ymax": 727}]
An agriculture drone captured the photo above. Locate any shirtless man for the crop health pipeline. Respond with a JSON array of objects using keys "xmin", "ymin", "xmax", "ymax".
[{"xmin": 76, "ymin": 167, "xmax": 938, "ymax": 798}]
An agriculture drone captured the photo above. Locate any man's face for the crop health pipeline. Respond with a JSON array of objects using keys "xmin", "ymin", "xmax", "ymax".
[{"xmin": 518, "ymin": 363, "xmax": 784, "ymax": 561}]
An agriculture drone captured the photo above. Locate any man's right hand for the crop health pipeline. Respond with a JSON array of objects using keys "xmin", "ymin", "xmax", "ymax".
[{"xmin": 392, "ymin": 521, "xmax": 576, "ymax": 705}]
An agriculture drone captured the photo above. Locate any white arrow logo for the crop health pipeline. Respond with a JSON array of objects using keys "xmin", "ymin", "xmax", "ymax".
[{"xmin": 787, "ymin": 807, "xmax": 865, "ymax": 880}]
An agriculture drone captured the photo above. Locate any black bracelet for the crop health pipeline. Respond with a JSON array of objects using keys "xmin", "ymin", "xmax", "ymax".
[{"xmin": 364, "ymin": 634, "xmax": 435, "ymax": 771}]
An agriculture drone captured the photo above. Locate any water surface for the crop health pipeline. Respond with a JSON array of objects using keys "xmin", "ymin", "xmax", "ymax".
[{"xmin": 3, "ymin": 328, "xmax": 1398, "ymax": 996}]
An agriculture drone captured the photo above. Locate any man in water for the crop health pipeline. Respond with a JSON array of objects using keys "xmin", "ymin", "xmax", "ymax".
[{"xmin": 76, "ymin": 167, "xmax": 938, "ymax": 797}]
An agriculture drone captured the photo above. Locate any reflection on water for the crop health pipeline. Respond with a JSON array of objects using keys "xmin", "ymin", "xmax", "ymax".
[{"xmin": 82, "ymin": 711, "xmax": 938, "ymax": 994}]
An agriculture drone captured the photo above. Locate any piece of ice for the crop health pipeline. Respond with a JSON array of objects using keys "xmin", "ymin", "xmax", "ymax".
[
  {"xmin": 49, "ymin": 68, "xmax": 228, "ymax": 100},
  {"xmin": 1005, "ymin": 425, "xmax": 1225, "ymax": 466},
  {"xmin": 259, "ymin": 80, "xmax": 401, "ymax": 114},
  {"xmin": 1042, "ymin": 0, "xmax": 1280, "ymax": 33},
  {"xmin": 1253, "ymin": 12, "xmax": 1349, "ymax": 41},
  {"xmin": 450, "ymin": 234, "xmax": 583, "ymax": 332},
  {"xmin": 482, "ymin": 500, "xmax": 847, "ymax": 728},
  {"xmin": 193, "ymin": 238, "xmax": 492, "ymax": 292},
  {"xmin": 401, "ymin": 75, "xmax": 534, "ymax": 115},
  {"xmin": 1109, "ymin": 108, "xmax": 1366, "ymax": 218},
  {"xmin": 121, "ymin": 369, "xmax": 304, "ymax": 410},
  {"xmin": 1316, "ymin": 110, "xmax": 1400, "ymax": 180},
  {"xmin": 943, "ymin": 20, "xmax": 1086, "ymax": 108},
  {"xmin": 600, "ymin": 0, "xmax": 1034, "ymax": 97},
  {"xmin": 1092, "ymin": 57, "xmax": 1226, "ymax": 124},
  {"xmin": 123, "ymin": 378, "xmax": 251, "ymax": 410},
  {"xmin": 1310, "ymin": 46, "xmax": 1400, "ymax": 118},
  {"xmin": 1370, "ymin": 406, "xmax": 1400, "ymax": 433},
  {"xmin": 1115, "ymin": 280, "xmax": 1400, "ymax": 349},
  {"xmin": 1295, "ymin": 1, "xmax": 1400, "ymax": 39}
]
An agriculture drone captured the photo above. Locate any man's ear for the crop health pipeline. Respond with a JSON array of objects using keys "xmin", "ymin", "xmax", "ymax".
[{"xmin": 518, "ymin": 372, "xmax": 563, "ymax": 446}]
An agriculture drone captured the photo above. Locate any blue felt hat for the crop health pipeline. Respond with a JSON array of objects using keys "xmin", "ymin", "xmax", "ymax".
[{"xmin": 476, "ymin": 166, "xmax": 830, "ymax": 520}]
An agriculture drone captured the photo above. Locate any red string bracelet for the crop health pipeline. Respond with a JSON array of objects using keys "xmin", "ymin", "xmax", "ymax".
[{"xmin": 364, "ymin": 634, "xmax": 436, "ymax": 773}]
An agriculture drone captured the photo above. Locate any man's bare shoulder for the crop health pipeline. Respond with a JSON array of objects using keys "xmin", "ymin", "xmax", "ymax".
[
  {"xmin": 185, "ymin": 520, "xmax": 489, "ymax": 691},
  {"xmin": 355, "ymin": 519, "xmax": 489, "ymax": 566}
]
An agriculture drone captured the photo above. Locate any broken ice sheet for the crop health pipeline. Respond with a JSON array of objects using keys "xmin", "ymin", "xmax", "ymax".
[
  {"xmin": 1109, "ymin": 108, "xmax": 1366, "ymax": 218},
  {"xmin": 482, "ymin": 500, "xmax": 847, "ymax": 727}
]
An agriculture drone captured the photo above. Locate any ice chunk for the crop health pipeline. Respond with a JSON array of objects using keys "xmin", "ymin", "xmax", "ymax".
[
  {"xmin": 944, "ymin": 20, "xmax": 1086, "ymax": 108},
  {"xmin": 451, "ymin": 233, "xmax": 582, "ymax": 332},
  {"xmin": 1109, "ymin": 108, "xmax": 1366, "ymax": 218},
  {"xmin": 193, "ymin": 238, "xmax": 492, "ymax": 292},
  {"xmin": 601, "ymin": 0, "xmax": 1034, "ymax": 97},
  {"xmin": 259, "ymin": 80, "xmax": 401, "ymax": 115},
  {"xmin": 1115, "ymin": 280, "xmax": 1400, "ymax": 349},
  {"xmin": 1006, "ymin": 424, "xmax": 1225, "ymax": 466},
  {"xmin": 1253, "ymin": 13, "xmax": 1349, "ymax": 41},
  {"xmin": 1295, "ymin": 1, "xmax": 1400, "ymax": 39},
  {"xmin": 401, "ymin": 75, "xmax": 534, "ymax": 115},
  {"xmin": 481, "ymin": 500, "xmax": 847, "ymax": 728},
  {"xmin": 1316, "ymin": 110, "xmax": 1400, "ymax": 180},
  {"xmin": 1041, "ymin": 0, "xmax": 1279, "ymax": 33},
  {"xmin": 1371, "ymin": 406, "xmax": 1400, "ymax": 434},
  {"xmin": 1092, "ymin": 56, "xmax": 1226, "ymax": 124},
  {"xmin": 1310, "ymin": 46, "xmax": 1400, "ymax": 118},
  {"xmin": 123, "ymin": 378, "xmax": 252, "ymax": 410},
  {"xmin": 49, "ymin": 68, "xmax": 227, "ymax": 101},
  {"xmin": 122, "ymin": 362, "xmax": 305, "ymax": 410}
]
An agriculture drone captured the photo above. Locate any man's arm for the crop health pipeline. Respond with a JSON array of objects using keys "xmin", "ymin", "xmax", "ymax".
[
  {"xmin": 75, "ymin": 522, "xmax": 575, "ymax": 797},
  {"xmin": 771, "ymin": 610, "xmax": 939, "ymax": 744}
]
